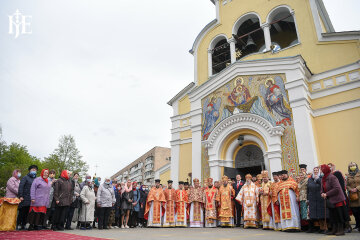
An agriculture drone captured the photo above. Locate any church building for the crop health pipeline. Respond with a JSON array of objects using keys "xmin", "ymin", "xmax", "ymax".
[{"xmin": 167, "ymin": 0, "xmax": 360, "ymax": 185}]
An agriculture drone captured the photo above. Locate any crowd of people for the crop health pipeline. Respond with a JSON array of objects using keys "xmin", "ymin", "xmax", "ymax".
[{"xmin": 1, "ymin": 162, "xmax": 359, "ymax": 237}]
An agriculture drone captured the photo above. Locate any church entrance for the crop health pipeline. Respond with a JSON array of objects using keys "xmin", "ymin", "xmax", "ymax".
[{"xmin": 224, "ymin": 144, "xmax": 264, "ymax": 179}]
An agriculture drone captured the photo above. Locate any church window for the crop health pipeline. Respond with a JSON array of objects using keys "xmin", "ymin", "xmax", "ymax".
[{"xmin": 211, "ymin": 38, "xmax": 231, "ymax": 74}]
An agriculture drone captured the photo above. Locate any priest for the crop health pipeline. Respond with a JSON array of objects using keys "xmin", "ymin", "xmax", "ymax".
[
  {"xmin": 144, "ymin": 179, "xmax": 166, "ymax": 227},
  {"xmin": 216, "ymin": 176, "xmax": 235, "ymax": 227},
  {"xmin": 275, "ymin": 170, "xmax": 301, "ymax": 232},
  {"xmin": 163, "ymin": 180, "xmax": 176, "ymax": 227},
  {"xmin": 259, "ymin": 170, "xmax": 274, "ymax": 230},
  {"xmin": 188, "ymin": 178, "xmax": 204, "ymax": 227},
  {"xmin": 270, "ymin": 171, "xmax": 282, "ymax": 231},
  {"xmin": 175, "ymin": 181, "xmax": 188, "ymax": 227},
  {"xmin": 236, "ymin": 174, "xmax": 259, "ymax": 228},
  {"xmin": 204, "ymin": 178, "xmax": 218, "ymax": 227}
]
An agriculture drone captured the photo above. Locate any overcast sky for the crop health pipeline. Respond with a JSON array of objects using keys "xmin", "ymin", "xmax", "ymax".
[{"xmin": 0, "ymin": 0, "xmax": 359, "ymax": 179}]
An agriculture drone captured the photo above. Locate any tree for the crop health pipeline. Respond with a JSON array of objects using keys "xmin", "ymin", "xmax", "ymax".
[{"xmin": 42, "ymin": 135, "xmax": 88, "ymax": 178}]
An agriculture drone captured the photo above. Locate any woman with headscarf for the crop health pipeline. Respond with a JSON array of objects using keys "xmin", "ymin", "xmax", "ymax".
[
  {"xmin": 65, "ymin": 172, "xmax": 81, "ymax": 230},
  {"xmin": 346, "ymin": 162, "xmax": 360, "ymax": 232},
  {"xmin": 0, "ymin": 169, "xmax": 22, "ymax": 231},
  {"xmin": 320, "ymin": 164, "xmax": 346, "ymax": 236},
  {"xmin": 307, "ymin": 166, "xmax": 328, "ymax": 233},
  {"xmin": 79, "ymin": 175, "xmax": 96, "ymax": 229},
  {"xmin": 27, "ymin": 169, "xmax": 51, "ymax": 230},
  {"xmin": 121, "ymin": 180, "xmax": 134, "ymax": 229},
  {"xmin": 52, "ymin": 170, "xmax": 74, "ymax": 231},
  {"xmin": 17, "ymin": 165, "xmax": 38, "ymax": 230},
  {"xmin": 97, "ymin": 177, "xmax": 116, "ymax": 230}
]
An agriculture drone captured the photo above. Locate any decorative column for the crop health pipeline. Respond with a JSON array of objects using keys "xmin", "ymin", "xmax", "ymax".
[
  {"xmin": 228, "ymin": 37, "xmax": 237, "ymax": 63},
  {"xmin": 261, "ymin": 23, "xmax": 271, "ymax": 51},
  {"xmin": 208, "ymin": 49, "xmax": 213, "ymax": 77}
]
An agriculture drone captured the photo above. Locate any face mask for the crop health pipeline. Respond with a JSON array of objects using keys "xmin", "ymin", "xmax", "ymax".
[
  {"xmin": 86, "ymin": 179, "xmax": 92, "ymax": 183},
  {"xmin": 74, "ymin": 179, "xmax": 78, "ymax": 182},
  {"xmin": 350, "ymin": 166, "xmax": 357, "ymax": 171},
  {"xmin": 30, "ymin": 171, "xmax": 36, "ymax": 177},
  {"xmin": 17, "ymin": 173, "xmax": 21, "ymax": 178},
  {"xmin": 105, "ymin": 181, "xmax": 110, "ymax": 185},
  {"xmin": 136, "ymin": 186, "xmax": 140, "ymax": 190}
]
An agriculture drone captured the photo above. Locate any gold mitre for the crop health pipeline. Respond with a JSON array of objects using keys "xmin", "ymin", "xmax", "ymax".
[
  {"xmin": 245, "ymin": 174, "xmax": 252, "ymax": 180},
  {"xmin": 207, "ymin": 178, "xmax": 213, "ymax": 184},
  {"xmin": 256, "ymin": 174, "xmax": 263, "ymax": 180},
  {"xmin": 193, "ymin": 178, "xmax": 199, "ymax": 183},
  {"xmin": 261, "ymin": 170, "xmax": 269, "ymax": 178},
  {"xmin": 221, "ymin": 175, "xmax": 228, "ymax": 181}
]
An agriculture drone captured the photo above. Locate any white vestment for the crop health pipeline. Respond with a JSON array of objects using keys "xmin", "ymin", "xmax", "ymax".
[{"xmin": 278, "ymin": 190, "xmax": 301, "ymax": 231}]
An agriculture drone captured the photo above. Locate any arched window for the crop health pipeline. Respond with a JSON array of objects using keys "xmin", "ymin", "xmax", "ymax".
[
  {"xmin": 233, "ymin": 15, "xmax": 265, "ymax": 60},
  {"xmin": 211, "ymin": 38, "xmax": 231, "ymax": 74},
  {"xmin": 268, "ymin": 7, "xmax": 299, "ymax": 51}
]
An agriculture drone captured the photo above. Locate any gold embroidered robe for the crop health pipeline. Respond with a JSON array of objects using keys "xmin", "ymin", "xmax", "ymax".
[
  {"xmin": 216, "ymin": 185, "xmax": 235, "ymax": 223},
  {"xmin": 144, "ymin": 187, "xmax": 166, "ymax": 224},
  {"xmin": 204, "ymin": 186, "xmax": 218, "ymax": 223},
  {"xmin": 164, "ymin": 188, "xmax": 177, "ymax": 224}
]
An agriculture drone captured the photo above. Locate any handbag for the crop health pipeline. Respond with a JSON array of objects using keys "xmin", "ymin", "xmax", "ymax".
[{"xmin": 349, "ymin": 192, "xmax": 359, "ymax": 201}]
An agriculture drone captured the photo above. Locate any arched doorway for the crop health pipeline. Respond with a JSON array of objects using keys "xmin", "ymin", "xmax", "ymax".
[{"xmin": 224, "ymin": 144, "xmax": 264, "ymax": 179}]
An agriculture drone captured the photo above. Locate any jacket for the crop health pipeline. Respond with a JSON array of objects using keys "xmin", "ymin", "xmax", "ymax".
[
  {"xmin": 346, "ymin": 172, "xmax": 360, "ymax": 207},
  {"xmin": 30, "ymin": 177, "xmax": 51, "ymax": 207},
  {"xmin": 97, "ymin": 183, "xmax": 116, "ymax": 207},
  {"xmin": 6, "ymin": 176, "xmax": 20, "ymax": 198},
  {"xmin": 307, "ymin": 176, "xmax": 328, "ymax": 219},
  {"xmin": 18, "ymin": 173, "xmax": 37, "ymax": 207},
  {"xmin": 53, "ymin": 177, "xmax": 74, "ymax": 206},
  {"xmin": 321, "ymin": 173, "xmax": 345, "ymax": 205}
]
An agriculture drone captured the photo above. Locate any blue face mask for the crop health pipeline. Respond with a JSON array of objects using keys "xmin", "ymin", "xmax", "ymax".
[
  {"xmin": 136, "ymin": 187, "xmax": 140, "ymax": 190},
  {"xmin": 30, "ymin": 171, "xmax": 36, "ymax": 177},
  {"xmin": 17, "ymin": 172, "xmax": 21, "ymax": 178}
]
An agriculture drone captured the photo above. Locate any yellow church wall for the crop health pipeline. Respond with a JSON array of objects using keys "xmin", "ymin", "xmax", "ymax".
[
  {"xmin": 180, "ymin": 130, "xmax": 192, "ymax": 139},
  {"xmin": 311, "ymin": 88, "xmax": 360, "ymax": 109},
  {"xmin": 159, "ymin": 168, "xmax": 171, "ymax": 184},
  {"xmin": 196, "ymin": 0, "xmax": 360, "ymax": 85},
  {"xmin": 313, "ymin": 107, "xmax": 360, "ymax": 174},
  {"xmin": 178, "ymin": 96, "xmax": 191, "ymax": 115},
  {"xmin": 311, "ymin": 116, "xmax": 322, "ymax": 164},
  {"xmin": 179, "ymin": 143, "xmax": 192, "ymax": 182}
]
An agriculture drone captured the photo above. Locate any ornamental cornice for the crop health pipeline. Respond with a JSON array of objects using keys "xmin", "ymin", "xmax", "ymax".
[{"xmin": 204, "ymin": 113, "xmax": 284, "ymax": 148}]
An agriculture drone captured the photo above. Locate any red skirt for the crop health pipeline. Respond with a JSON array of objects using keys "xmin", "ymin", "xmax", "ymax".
[{"xmin": 29, "ymin": 206, "xmax": 47, "ymax": 214}]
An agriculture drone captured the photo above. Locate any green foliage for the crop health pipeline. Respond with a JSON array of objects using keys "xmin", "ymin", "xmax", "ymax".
[{"xmin": 0, "ymin": 127, "xmax": 88, "ymax": 196}]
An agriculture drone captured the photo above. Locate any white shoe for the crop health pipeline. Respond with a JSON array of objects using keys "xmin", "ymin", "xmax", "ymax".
[
  {"xmin": 114, "ymin": 226, "xmax": 119, "ymax": 229},
  {"xmin": 121, "ymin": 225, "xmax": 125, "ymax": 229},
  {"xmin": 125, "ymin": 225, "xmax": 129, "ymax": 229}
]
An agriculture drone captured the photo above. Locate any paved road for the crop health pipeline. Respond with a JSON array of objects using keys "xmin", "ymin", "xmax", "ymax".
[{"xmin": 65, "ymin": 227, "xmax": 360, "ymax": 240}]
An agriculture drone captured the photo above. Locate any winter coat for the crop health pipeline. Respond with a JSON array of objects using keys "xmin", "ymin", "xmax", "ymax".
[
  {"xmin": 6, "ymin": 176, "xmax": 20, "ymax": 198},
  {"xmin": 53, "ymin": 177, "xmax": 74, "ymax": 207},
  {"xmin": 79, "ymin": 185, "xmax": 96, "ymax": 222},
  {"xmin": 132, "ymin": 189, "xmax": 140, "ymax": 212},
  {"xmin": 121, "ymin": 191, "xmax": 134, "ymax": 210},
  {"xmin": 346, "ymin": 172, "xmax": 360, "ymax": 207},
  {"xmin": 30, "ymin": 177, "xmax": 51, "ymax": 207},
  {"xmin": 138, "ymin": 190, "xmax": 148, "ymax": 218},
  {"xmin": 18, "ymin": 173, "xmax": 37, "ymax": 207},
  {"xmin": 115, "ymin": 190, "xmax": 122, "ymax": 218},
  {"xmin": 321, "ymin": 173, "xmax": 345, "ymax": 205},
  {"xmin": 307, "ymin": 176, "xmax": 328, "ymax": 219},
  {"xmin": 97, "ymin": 183, "xmax": 116, "ymax": 208},
  {"xmin": 70, "ymin": 180, "xmax": 81, "ymax": 208}
]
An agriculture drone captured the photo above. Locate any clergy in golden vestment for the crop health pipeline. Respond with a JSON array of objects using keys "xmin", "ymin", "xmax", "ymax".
[
  {"xmin": 144, "ymin": 179, "xmax": 166, "ymax": 227},
  {"xmin": 259, "ymin": 171, "xmax": 274, "ymax": 229},
  {"xmin": 163, "ymin": 180, "xmax": 177, "ymax": 227},
  {"xmin": 275, "ymin": 170, "xmax": 301, "ymax": 232},
  {"xmin": 175, "ymin": 181, "xmax": 188, "ymax": 227},
  {"xmin": 204, "ymin": 178, "xmax": 218, "ymax": 228},
  {"xmin": 188, "ymin": 178, "xmax": 205, "ymax": 227},
  {"xmin": 216, "ymin": 176, "xmax": 235, "ymax": 227},
  {"xmin": 270, "ymin": 171, "xmax": 282, "ymax": 231},
  {"xmin": 236, "ymin": 174, "xmax": 259, "ymax": 228}
]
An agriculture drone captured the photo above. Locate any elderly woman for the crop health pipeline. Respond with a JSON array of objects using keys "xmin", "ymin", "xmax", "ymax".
[
  {"xmin": 79, "ymin": 175, "xmax": 96, "ymax": 229},
  {"xmin": 18, "ymin": 165, "xmax": 38, "ymax": 230},
  {"xmin": 52, "ymin": 170, "xmax": 73, "ymax": 231},
  {"xmin": 321, "ymin": 164, "xmax": 346, "ymax": 236},
  {"xmin": 346, "ymin": 162, "xmax": 360, "ymax": 232},
  {"xmin": 307, "ymin": 167, "xmax": 328, "ymax": 233},
  {"xmin": 28, "ymin": 169, "xmax": 51, "ymax": 230},
  {"xmin": 65, "ymin": 172, "xmax": 81, "ymax": 230},
  {"xmin": 97, "ymin": 177, "xmax": 116, "ymax": 230},
  {"xmin": 0, "ymin": 169, "xmax": 22, "ymax": 231}
]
